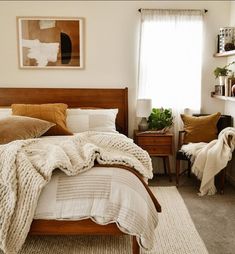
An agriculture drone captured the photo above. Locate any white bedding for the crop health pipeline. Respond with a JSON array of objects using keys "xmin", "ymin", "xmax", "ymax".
[
  {"xmin": 34, "ymin": 166, "xmax": 158, "ymax": 250},
  {"xmin": 35, "ymin": 166, "xmax": 143, "ymax": 220},
  {"xmin": 34, "ymin": 136, "xmax": 158, "ymax": 249},
  {"xmin": 0, "ymin": 131, "xmax": 157, "ymax": 253}
]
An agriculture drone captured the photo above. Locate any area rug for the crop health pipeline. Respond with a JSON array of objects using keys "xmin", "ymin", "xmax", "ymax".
[
  {"xmin": 143, "ymin": 187, "xmax": 208, "ymax": 254},
  {"xmin": 17, "ymin": 186, "xmax": 208, "ymax": 254}
]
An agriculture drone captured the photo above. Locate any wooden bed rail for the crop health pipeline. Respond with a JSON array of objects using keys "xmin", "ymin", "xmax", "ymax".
[{"xmin": 30, "ymin": 219, "xmax": 140, "ymax": 254}]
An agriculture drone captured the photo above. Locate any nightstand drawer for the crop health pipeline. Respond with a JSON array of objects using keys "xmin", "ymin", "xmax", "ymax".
[
  {"xmin": 133, "ymin": 130, "xmax": 173, "ymax": 181},
  {"xmin": 137, "ymin": 136, "xmax": 172, "ymax": 145},
  {"xmin": 141, "ymin": 145, "xmax": 172, "ymax": 155}
]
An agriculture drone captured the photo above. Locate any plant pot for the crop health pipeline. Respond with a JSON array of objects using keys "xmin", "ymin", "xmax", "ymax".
[{"xmin": 219, "ymin": 75, "xmax": 226, "ymax": 86}]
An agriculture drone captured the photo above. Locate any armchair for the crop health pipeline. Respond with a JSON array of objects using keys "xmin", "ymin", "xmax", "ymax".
[{"xmin": 175, "ymin": 114, "xmax": 232, "ymax": 193}]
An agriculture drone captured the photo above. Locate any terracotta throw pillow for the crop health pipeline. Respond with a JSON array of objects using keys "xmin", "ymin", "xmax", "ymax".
[
  {"xmin": 11, "ymin": 103, "xmax": 72, "ymax": 136},
  {"xmin": 181, "ymin": 112, "xmax": 221, "ymax": 143},
  {"xmin": 0, "ymin": 116, "xmax": 55, "ymax": 144}
]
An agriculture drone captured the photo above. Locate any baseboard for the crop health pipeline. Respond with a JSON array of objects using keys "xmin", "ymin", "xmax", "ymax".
[{"xmin": 226, "ymin": 174, "xmax": 235, "ymax": 187}]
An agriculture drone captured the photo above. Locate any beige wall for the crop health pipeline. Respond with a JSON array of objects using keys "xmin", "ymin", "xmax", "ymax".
[
  {"xmin": 224, "ymin": 1, "xmax": 235, "ymax": 184},
  {"xmin": 225, "ymin": 1, "xmax": 235, "ymax": 124},
  {"xmin": 0, "ymin": 1, "xmax": 231, "ymax": 138}
]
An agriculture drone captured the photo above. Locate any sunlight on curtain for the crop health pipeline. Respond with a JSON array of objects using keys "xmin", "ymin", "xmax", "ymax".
[{"xmin": 138, "ymin": 9, "xmax": 203, "ymax": 135}]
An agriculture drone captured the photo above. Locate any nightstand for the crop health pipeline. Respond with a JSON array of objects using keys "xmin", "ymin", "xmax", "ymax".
[{"xmin": 134, "ymin": 130, "xmax": 173, "ymax": 181}]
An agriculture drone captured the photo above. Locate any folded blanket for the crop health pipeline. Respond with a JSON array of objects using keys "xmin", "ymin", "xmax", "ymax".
[
  {"xmin": 0, "ymin": 132, "xmax": 153, "ymax": 254},
  {"xmin": 182, "ymin": 127, "xmax": 235, "ymax": 196}
]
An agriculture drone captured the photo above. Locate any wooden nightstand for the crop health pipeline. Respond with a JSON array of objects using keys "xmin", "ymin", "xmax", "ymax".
[{"xmin": 134, "ymin": 130, "xmax": 173, "ymax": 181}]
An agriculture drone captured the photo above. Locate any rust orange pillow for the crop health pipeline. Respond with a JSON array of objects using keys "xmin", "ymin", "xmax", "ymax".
[
  {"xmin": 11, "ymin": 103, "xmax": 72, "ymax": 136},
  {"xmin": 181, "ymin": 112, "xmax": 221, "ymax": 143}
]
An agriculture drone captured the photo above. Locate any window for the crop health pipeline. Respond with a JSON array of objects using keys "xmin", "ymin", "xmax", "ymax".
[{"xmin": 138, "ymin": 9, "xmax": 203, "ymax": 134}]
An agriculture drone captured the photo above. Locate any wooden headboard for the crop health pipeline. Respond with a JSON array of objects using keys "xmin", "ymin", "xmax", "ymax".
[{"xmin": 0, "ymin": 87, "xmax": 128, "ymax": 136}]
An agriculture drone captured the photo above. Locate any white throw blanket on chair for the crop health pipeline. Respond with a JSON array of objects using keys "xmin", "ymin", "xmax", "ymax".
[{"xmin": 181, "ymin": 127, "xmax": 235, "ymax": 196}]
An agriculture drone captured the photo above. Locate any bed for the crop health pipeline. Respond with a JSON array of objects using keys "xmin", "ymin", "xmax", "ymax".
[{"xmin": 0, "ymin": 87, "xmax": 161, "ymax": 254}]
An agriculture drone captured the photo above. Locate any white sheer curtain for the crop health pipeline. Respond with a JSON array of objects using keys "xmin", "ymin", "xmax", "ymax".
[{"xmin": 138, "ymin": 9, "xmax": 203, "ymax": 141}]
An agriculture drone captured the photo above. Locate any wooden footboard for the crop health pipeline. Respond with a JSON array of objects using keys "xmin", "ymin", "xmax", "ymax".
[
  {"xmin": 132, "ymin": 236, "xmax": 140, "ymax": 254},
  {"xmin": 29, "ymin": 219, "xmax": 140, "ymax": 254}
]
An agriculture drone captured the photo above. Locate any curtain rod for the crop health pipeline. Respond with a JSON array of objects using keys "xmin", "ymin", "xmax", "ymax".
[{"xmin": 138, "ymin": 8, "xmax": 208, "ymax": 13}]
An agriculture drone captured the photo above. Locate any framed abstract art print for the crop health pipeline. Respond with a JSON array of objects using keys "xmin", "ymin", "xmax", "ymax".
[{"xmin": 17, "ymin": 17, "xmax": 84, "ymax": 69}]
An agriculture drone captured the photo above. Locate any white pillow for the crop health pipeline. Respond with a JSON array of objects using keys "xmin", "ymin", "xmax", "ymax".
[
  {"xmin": 0, "ymin": 108, "xmax": 12, "ymax": 119},
  {"xmin": 66, "ymin": 108, "xmax": 118, "ymax": 133}
]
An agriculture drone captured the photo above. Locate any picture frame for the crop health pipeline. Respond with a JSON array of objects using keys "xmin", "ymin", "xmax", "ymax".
[{"xmin": 17, "ymin": 17, "xmax": 84, "ymax": 69}]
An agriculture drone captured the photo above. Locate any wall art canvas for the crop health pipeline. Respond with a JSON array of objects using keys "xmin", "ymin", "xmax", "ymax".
[{"xmin": 17, "ymin": 17, "xmax": 84, "ymax": 69}]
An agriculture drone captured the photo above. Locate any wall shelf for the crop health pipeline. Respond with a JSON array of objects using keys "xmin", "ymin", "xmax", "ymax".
[
  {"xmin": 213, "ymin": 50, "xmax": 235, "ymax": 57},
  {"xmin": 211, "ymin": 92, "xmax": 235, "ymax": 102}
]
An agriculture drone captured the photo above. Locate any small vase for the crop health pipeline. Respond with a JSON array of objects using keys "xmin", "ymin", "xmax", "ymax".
[{"xmin": 138, "ymin": 117, "xmax": 149, "ymax": 131}]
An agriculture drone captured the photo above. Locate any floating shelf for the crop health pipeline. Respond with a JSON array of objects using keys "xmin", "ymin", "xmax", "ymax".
[
  {"xmin": 211, "ymin": 92, "xmax": 235, "ymax": 101},
  {"xmin": 213, "ymin": 50, "xmax": 235, "ymax": 57}
]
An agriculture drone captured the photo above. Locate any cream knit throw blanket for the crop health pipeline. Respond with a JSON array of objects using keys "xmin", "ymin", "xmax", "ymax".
[
  {"xmin": 0, "ymin": 132, "xmax": 153, "ymax": 254},
  {"xmin": 182, "ymin": 127, "xmax": 235, "ymax": 196}
]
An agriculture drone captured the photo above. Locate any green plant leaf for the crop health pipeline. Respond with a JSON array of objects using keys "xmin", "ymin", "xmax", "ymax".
[
  {"xmin": 147, "ymin": 107, "xmax": 173, "ymax": 130},
  {"xmin": 213, "ymin": 61, "xmax": 235, "ymax": 79}
]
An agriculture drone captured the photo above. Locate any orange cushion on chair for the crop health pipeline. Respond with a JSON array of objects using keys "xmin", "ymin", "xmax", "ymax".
[{"xmin": 181, "ymin": 112, "xmax": 221, "ymax": 143}]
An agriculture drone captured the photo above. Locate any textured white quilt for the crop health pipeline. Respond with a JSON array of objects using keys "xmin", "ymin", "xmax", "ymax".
[
  {"xmin": 35, "ymin": 166, "xmax": 158, "ymax": 250},
  {"xmin": 0, "ymin": 132, "xmax": 153, "ymax": 254},
  {"xmin": 182, "ymin": 127, "xmax": 235, "ymax": 195}
]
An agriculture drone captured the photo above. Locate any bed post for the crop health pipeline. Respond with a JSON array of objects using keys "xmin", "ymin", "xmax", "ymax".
[{"xmin": 132, "ymin": 236, "xmax": 140, "ymax": 254}]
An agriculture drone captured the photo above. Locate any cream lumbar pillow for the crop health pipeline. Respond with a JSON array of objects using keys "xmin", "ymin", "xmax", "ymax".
[
  {"xmin": 11, "ymin": 103, "xmax": 72, "ymax": 136},
  {"xmin": 0, "ymin": 116, "xmax": 55, "ymax": 144},
  {"xmin": 181, "ymin": 112, "xmax": 221, "ymax": 143},
  {"xmin": 66, "ymin": 108, "xmax": 118, "ymax": 133}
]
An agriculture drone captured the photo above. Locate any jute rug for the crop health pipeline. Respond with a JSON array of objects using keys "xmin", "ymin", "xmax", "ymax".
[{"xmin": 18, "ymin": 186, "xmax": 208, "ymax": 254}]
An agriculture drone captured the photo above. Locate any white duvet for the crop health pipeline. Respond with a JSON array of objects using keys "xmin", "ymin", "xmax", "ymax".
[{"xmin": 35, "ymin": 166, "xmax": 158, "ymax": 249}]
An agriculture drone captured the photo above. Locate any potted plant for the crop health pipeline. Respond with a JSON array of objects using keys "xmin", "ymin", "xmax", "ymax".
[
  {"xmin": 147, "ymin": 108, "xmax": 173, "ymax": 133},
  {"xmin": 214, "ymin": 61, "xmax": 235, "ymax": 86}
]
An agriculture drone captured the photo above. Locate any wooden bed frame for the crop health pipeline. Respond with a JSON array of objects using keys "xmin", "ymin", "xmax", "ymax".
[
  {"xmin": 0, "ymin": 87, "xmax": 142, "ymax": 254},
  {"xmin": 0, "ymin": 87, "xmax": 128, "ymax": 136}
]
